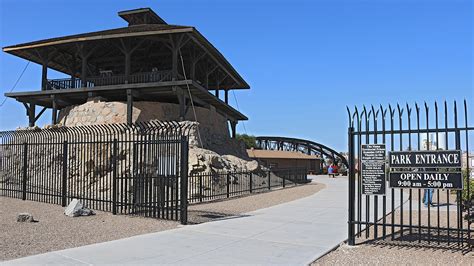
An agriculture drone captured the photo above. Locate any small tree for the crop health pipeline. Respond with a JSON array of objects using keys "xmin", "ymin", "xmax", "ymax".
[{"xmin": 236, "ymin": 134, "xmax": 256, "ymax": 149}]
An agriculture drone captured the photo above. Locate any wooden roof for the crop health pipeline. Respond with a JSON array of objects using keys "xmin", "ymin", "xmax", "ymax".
[
  {"xmin": 2, "ymin": 8, "xmax": 249, "ymax": 90},
  {"xmin": 3, "ymin": 24, "xmax": 191, "ymax": 51}
]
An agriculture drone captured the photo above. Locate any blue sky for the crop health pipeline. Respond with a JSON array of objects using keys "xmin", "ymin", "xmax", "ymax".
[{"xmin": 0, "ymin": 0, "xmax": 472, "ymax": 152}]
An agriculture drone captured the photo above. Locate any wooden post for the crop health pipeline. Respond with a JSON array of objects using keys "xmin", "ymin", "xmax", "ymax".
[
  {"xmin": 126, "ymin": 89, "xmax": 133, "ymax": 124},
  {"xmin": 41, "ymin": 63, "xmax": 48, "ymax": 90},
  {"xmin": 215, "ymin": 77, "xmax": 220, "ymax": 98},
  {"xmin": 224, "ymin": 90, "xmax": 229, "ymax": 104},
  {"xmin": 175, "ymin": 87, "xmax": 186, "ymax": 121},
  {"xmin": 172, "ymin": 46, "xmax": 178, "ymax": 81},
  {"xmin": 51, "ymin": 96, "xmax": 58, "ymax": 125},
  {"xmin": 70, "ymin": 56, "xmax": 76, "ymax": 88},
  {"xmin": 70, "ymin": 75, "xmax": 76, "ymax": 89},
  {"xmin": 81, "ymin": 55, "xmax": 88, "ymax": 88},
  {"xmin": 28, "ymin": 103, "xmax": 36, "ymax": 127},
  {"xmin": 125, "ymin": 52, "xmax": 131, "ymax": 83}
]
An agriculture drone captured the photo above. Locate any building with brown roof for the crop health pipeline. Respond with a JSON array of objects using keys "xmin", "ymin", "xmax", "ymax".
[{"xmin": 247, "ymin": 148, "xmax": 321, "ymax": 174}]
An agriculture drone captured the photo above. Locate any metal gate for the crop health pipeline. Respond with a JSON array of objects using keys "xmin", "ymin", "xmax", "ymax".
[
  {"xmin": 115, "ymin": 137, "xmax": 189, "ymax": 224},
  {"xmin": 347, "ymin": 101, "xmax": 472, "ymax": 251}
]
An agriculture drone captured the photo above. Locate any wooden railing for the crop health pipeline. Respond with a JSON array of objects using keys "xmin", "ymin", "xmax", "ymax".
[
  {"xmin": 47, "ymin": 70, "xmax": 173, "ymax": 90},
  {"xmin": 47, "ymin": 78, "xmax": 83, "ymax": 90}
]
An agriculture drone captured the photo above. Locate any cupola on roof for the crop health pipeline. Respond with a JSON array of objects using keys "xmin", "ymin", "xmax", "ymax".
[{"xmin": 118, "ymin": 8, "xmax": 168, "ymax": 26}]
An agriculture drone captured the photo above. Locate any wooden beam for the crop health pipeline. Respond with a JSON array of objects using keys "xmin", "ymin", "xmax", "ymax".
[
  {"xmin": 187, "ymin": 33, "xmax": 241, "ymax": 87},
  {"xmin": 34, "ymin": 107, "xmax": 47, "ymax": 123},
  {"xmin": 190, "ymin": 49, "xmax": 207, "ymax": 80},
  {"xmin": 126, "ymin": 89, "xmax": 133, "ymax": 124},
  {"xmin": 77, "ymin": 44, "xmax": 97, "ymax": 88},
  {"xmin": 170, "ymin": 34, "xmax": 186, "ymax": 81}
]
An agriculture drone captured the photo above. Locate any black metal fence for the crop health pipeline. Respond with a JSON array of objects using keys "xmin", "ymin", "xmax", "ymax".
[
  {"xmin": 0, "ymin": 121, "xmax": 192, "ymax": 224},
  {"xmin": 347, "ymin": 100, "xmax": 473, "ymax": 252},
  {"xmin": 188, "ymin": 167, "xmax": 309, "ymax": 203}
]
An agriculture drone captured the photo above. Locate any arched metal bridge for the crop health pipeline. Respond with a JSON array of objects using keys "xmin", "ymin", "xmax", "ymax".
[{"xmin": 255, "ymin": 136, "xmax": 349, "ymax": 168}]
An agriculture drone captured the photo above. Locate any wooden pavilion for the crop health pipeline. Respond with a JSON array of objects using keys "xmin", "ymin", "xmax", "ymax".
[{"xmin": 2, "ymin": 8, "xmax": 249, "ymax": 137}]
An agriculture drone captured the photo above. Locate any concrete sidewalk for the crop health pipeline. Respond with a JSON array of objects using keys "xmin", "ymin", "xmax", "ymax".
[{"xmin": 5, "ymin": 175, "xmax": 349, "ymax": 265}]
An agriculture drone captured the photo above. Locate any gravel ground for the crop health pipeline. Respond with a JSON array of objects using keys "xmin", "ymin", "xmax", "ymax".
[
  {"xmin": 188, "ymin": 182, "xmax": 325, "ymax": 224},
  {"xmin": 1, "ymin": 182, "xmax": 324, "ymax": 261},
  {"xmin": 314, "ymin": 243, "xmax": 473, "ymax": 265},
  {"xmin": 0, "ymin": 197, "xmax": 179, "ymax": 261},
  {"xmin": 314, "ymin": 197, "xmax": 474, "ymax": 265}
]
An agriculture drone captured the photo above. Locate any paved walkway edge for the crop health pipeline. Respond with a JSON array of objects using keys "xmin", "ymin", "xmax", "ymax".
[{"xmin": 4, "ymin": 176, "xmax": 378, "ymax": 265}]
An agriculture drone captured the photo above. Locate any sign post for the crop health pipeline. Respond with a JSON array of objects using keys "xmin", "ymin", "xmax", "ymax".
[{"xmin": 361, "ymin": 144, "xmax": 386, "ymax": 195}]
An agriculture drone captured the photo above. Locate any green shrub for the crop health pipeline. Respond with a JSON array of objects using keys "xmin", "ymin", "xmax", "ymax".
[
  {"xmin": 461, "ymin": 169, "xmax": 474, "ymax": 207},
  {"xmin": 236, "ymin": 134, "xmax": 256, "ymax": 149}
]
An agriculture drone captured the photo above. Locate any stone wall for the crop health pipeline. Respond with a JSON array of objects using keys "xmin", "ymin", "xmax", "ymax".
[{"xmin": 58, "ymin": 99, "xmax": 247, "ymax": 157}]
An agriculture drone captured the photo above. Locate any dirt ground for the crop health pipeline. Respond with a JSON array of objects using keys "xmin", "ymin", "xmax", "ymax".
[{"xmin": 0, "ymin": 182, "xmax": 324, "ymax": 261}]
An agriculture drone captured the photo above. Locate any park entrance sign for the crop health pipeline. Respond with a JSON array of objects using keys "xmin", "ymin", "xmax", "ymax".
[
  {"xmin": 346, "ymin": 101, "xmax": 472, "ymax": 251},
  {"xmin": 388, "ymin": 150, "xmax": 463, "ymax": 190},
  {"xmin": 389, "ymin": 150, "xmax": 461, "ymax": 168}
]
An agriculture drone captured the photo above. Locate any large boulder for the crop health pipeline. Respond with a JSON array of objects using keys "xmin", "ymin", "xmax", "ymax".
[
  {"xmin": 64, "ymin": 199, "xmax": 95, "ymax": 217},
  {"xmin": 188, "ymin": 147, "xmax": 261, "ymax": 174}
]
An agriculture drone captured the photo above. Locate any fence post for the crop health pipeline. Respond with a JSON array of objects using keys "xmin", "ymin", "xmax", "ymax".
[
  {"xmin": 22, "ymin": 142, "xmax": 28, "ymax": 201},
  {"xmin": 199, "ymin": 174, "xmax": 203, "ymax": 203},
  {"xmin": 249, "ymin": 172, "xmax": 253, "ymax": 193},
  {"xmin": 226, "ymin": 172, "xmax": 230, "ymax": 198},
  {"xmin": 180, "ymin": 136, "xmax": 189, "ymax": 225},
  {"xmin": 268, "ymin": 170, "xmax": 271, "ymax": 190},
  {"xmin": 283, "ymin": 170, "xmax": 287, "ymax": 188},
  {"xmin": 61, "ymin": 140, "xmax": 68, "ymax": 207},
  {"xmin": 112, "ymin": 139, "xmax": 118, "ymax": 215},
  {"xmin": 348, "ymin": 126, "xmax": 356, "ymax": 246}
]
